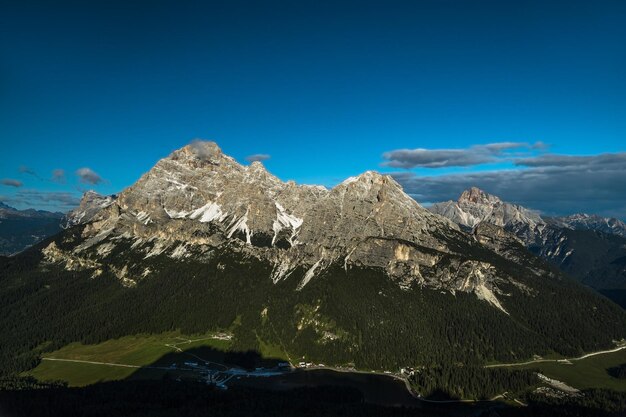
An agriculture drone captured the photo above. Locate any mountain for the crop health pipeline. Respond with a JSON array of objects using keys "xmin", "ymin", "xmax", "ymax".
[
  {"xmin": 429, "ymin": 187, "xmax": 546, "ymax": 245},
  {"xmin": 60, "ymin": 142, "xmax": 479, "ymax": 293},
  {"xmin": 0, "ymin": 203, "xmax": 63, "ymax": 256},
  {"xmin": 55, "ymin": 143, "xmax": 552, "ymax": 303},
  {"xmin": 430, "ymin": 188, "xmax": 626, "ymax": 292},
  {"xmin": 1, "ymin": 141, "xmax": 625, "ymax": 379}
]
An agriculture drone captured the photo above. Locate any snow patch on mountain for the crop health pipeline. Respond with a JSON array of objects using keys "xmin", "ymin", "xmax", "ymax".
[
  {"xmin": 189, "ymin": 202, "xmax": 228, "ymax": 223},
  {"xmin": 227, "ymin": 210, "xmax": 252, "ymax": 244},
  {"xmin": 272, "ymin": 202, "xmax": 303, "ymax": 246}
]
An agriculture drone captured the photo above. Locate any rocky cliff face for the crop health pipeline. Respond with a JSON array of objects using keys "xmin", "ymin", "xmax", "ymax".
[
  {"xmin": 61, "ymin": 191, "xmax": 116, "ymax": 229},
  {"xmin": 52, "ymin": 141, "xmax": 556, "ymax": 312}
]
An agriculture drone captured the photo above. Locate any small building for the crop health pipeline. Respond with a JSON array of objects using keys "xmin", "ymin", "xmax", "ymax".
[{"xmin": 400, "ymin": 367, "xmax": 415, "ymax": 376}]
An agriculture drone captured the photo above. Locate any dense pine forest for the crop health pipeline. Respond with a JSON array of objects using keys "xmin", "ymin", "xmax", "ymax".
[{"xmin": 409, "ymin": 365, "xmax": 539, "ymax": 400}]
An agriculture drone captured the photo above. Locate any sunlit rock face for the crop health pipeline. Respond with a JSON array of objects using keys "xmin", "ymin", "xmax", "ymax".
[
  {"xmin": 430, "ymin": 187, "xmax": 546, "ymax": 245},
  {"xmin": 55, "ymin": 141, "xmax": 565, "ymax": 311}
]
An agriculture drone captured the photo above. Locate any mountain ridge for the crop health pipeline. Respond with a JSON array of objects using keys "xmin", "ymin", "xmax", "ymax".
[
  {"xmin": 61, "ymin": 142, "xmax": 496, "ymax": 299},
  {"xmin": 430, "ymin": 187, "xmax": 626, "ymax": 291}
]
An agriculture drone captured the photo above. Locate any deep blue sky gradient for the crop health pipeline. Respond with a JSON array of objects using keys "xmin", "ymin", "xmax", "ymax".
[{"xmin": 1, "ymin": 0, "xmax": 625, "ymax": 215}]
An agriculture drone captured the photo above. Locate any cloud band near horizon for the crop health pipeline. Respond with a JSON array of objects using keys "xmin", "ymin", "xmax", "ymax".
[{"xmin": 385, "ymin": 144, "xmax": 626, "ymax": 219}]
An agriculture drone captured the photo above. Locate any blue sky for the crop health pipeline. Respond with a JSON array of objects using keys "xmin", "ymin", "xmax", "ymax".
[{"xmin": 1, "ymin": 0, "xmax": 625, "ymax": 217}]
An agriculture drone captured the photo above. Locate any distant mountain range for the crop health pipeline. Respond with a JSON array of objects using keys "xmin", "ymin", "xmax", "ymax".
[
  {"xmin": 548, "ymin": 212, "xmax": 626, "ymax": 238},
  {"xmin": 0, "ymin": 203, "xmax": 63, "ymax": 256},
  {"xmin": 1, "ymin": 142, "xmax": 624, "ymax": 382},
  {"xmin": 430, "ymin": 187, "xmax": 626, "ymax": 295}
]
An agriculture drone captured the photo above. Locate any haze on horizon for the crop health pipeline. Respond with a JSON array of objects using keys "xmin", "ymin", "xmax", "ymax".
[{"xmin": 1, "ymin": 0, "xmax": 625, "ymax": 219}]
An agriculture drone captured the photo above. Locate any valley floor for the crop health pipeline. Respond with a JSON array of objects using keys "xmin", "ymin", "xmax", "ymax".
[{"xmin": 23, "ymin": 332, "xmax": 626, "ymax": 405}]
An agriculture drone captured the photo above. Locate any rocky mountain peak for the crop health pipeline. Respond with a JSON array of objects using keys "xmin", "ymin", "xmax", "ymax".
[
  {"xmin": 167, "ymin": 140, "xmax": 239, "ymax": 169},
  {"xmin": 248, "ymin": 160, "xmax": 266, "ymax": 171},
  {"xmin": 62, "ymin": 191, "xmax": 116, "ymax": 228},
  {"xmin": 245, "ymin": 160, "xmax": 279, "ymax": 183},
  {"xmin": 341, "ymin": 170, "xmax": 386, "ymax": 183},
  {"xmin": 332, "ymin": 171, "xmax": 430, "ymax": 217},
  {"xmin": 429, "ymin": 188, "xmax": 545, "ymax": 244},
  {"xmin": 458, "ymin": 187, "xmax": 501, "ymax": 205},
  {"xmin": 82, "ymin": 190, "xmax": 106, "ymax": 201},
  {"xmin": 338, "ymin": 171, "xmax": 404, "ymax": 194}
]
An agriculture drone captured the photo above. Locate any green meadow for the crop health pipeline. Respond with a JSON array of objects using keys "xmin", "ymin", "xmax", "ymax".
[
  {"xmin": 26, "ymin": 332, "xmax": 234, "ymax": 386},
  {"xmin": 514, "ymin": 348, "xmax": 626, "ymax": 391}
]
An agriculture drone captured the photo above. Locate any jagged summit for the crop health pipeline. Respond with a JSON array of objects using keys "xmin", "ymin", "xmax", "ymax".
[
  {"xmin": 62, "ymin": 190, "xmax": 116, "ymax": 228},
  {"xmin": 430, "ymin": 187, "xmax": 544, "ymax": 234},
  {"xmin": 79, "ymin": 140, "xmax": 456, "ymax": 251},
  {"xmin": 434, "ymin": 187, "xmax": 626, "ymax": 241},
  {"xmin": 430, "ymin": 188, "xmax": 626, "ymax": 291},
  {"xmin": 170, "ymin": 140, "xmax": 229, "ymax": 165},
  {"xmin": 248, "ymin": 160, "xmax": 266, "ymax": 170},
  {"xmin": 340, "ymin": 170, "xmax": 387, "ymax": 184},
  {"xmin": 340, "ymin": 170, "xmax": 418, "ymax": 193},
  {"xmin": 458, "ymin": 187, "xmax": 501, "ymax": 205}
]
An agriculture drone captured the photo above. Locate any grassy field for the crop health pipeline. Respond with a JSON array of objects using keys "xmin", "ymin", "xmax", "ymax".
[
  {"xmin": 514, "ymin": 348, "xmax": 626, "ymax": 391},
  {"xmin": 26, "ymin": 331, "xmax": 234, "ymax": 387},
  {"xmin": 255, "ymin": 333, "xmax": 289, "ymax": 361}
]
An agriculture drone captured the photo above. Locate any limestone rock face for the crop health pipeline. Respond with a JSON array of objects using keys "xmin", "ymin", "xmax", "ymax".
[
  {"xmin": 62, "ymin": 191, "xmax": 116, "ymax": 229},
  {"xmin": 53, "ymin": 141, "xmax": 558, "ymax": 311}
]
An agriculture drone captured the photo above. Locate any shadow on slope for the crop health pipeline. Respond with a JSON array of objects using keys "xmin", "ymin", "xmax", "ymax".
[{"xmin": 126, "ymin": 345, "xmax": 426, "ymax": 408}]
